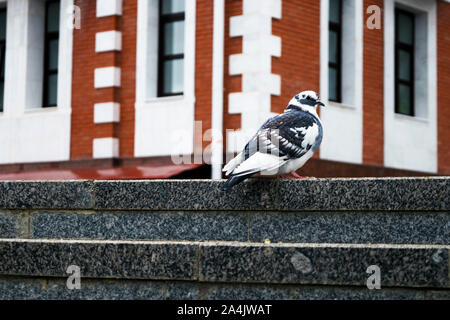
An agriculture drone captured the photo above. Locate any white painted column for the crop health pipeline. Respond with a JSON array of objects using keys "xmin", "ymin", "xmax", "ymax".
[
  {"xmin": 93, "ymin": 0, "xmax": 122, "ymax": 159},
  {"xmin": 227, "ymin": 0, "xmax": 282, "ymax": 153},
  {"xmin": 211, "ymin": 0, "xmax": 225, "ymax": 180}
]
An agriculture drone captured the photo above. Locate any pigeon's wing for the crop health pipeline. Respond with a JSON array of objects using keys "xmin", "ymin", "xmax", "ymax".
[
  {"xmin": 220, "ymin": 151, "xmax": 286, "ymax": 191},
  {"xmin": 227, "ymin": 151, "xmax": 287, "ymax": 176},
  {"xmin": 243, "ymin": 110, "xmax": 322, "ymax": 161},
  {"xmin": 222, "ymin": 151, "xmax": 244, "ymax": 175}
]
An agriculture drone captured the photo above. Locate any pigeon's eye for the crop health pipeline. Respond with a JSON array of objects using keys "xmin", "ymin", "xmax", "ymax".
[{"xmin": 306, "ymin": 96, "xmax": 313, "ymax": 101}]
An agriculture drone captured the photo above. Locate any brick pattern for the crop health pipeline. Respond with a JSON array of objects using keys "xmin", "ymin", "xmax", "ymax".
[
  {"xmin": 362, "ymin": 0, "xmax": 384, "ymax": 166},
  {"xmin": 71, "ymin": 0, "xmax": 98, "ymax": 159},
  {"xmin": 194, "ymin": 1, "xmax": 214, "ymax": 152},
  {"xmin": 117, "ymin": 0, "xmax": 137, "ymax": 157},
  {"xmin": 71, "ymin": 0, "xmax": 136, "ymax": 159},
  {"xmin": 272, "ymin": 0, "xmax": 320, "ymax": 158},
  {"xmin": 437, "ymin": 0, "xmax": 450, "ymax": 174},
  {"xmin": 223, "ymin": 0, "xmax": 243, "ymax": 149}
]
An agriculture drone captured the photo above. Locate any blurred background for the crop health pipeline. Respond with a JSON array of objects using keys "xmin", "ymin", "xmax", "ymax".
[{"xmin": 0, "ymin": 0, "xmax": 448, "ymax": 180}]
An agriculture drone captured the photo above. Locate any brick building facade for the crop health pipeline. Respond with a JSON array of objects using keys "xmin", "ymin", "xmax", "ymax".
[{"xmin": 0, "ymin": 0, "xmax": 448, "ymax": 179}]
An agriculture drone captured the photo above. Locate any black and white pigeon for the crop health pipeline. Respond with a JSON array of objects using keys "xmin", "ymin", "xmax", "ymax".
[{"xmin": 221, "ymin": 90, "xmax": 325, "ymax": 191}]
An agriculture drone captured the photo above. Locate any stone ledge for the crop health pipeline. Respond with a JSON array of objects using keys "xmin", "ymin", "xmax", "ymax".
[
  {"xmin": 0, "ymin": 177, "xmax": 448, "ymax": 211},
  {"xmin": 0, "ymin": 239, "xmax": 448, "ymax": 288},
  {"xmin": 0, "ymin": 209, "xmax": 443, "ymax": 244},
  {"xmin": 0, "ymin": 276, "xmax": 440, "ymax": 300}
]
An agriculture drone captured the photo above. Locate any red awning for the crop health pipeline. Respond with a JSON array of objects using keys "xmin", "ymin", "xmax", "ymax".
[{"xmin": 0, "ymin": 163, "xmax": 202, "ymax": 180}]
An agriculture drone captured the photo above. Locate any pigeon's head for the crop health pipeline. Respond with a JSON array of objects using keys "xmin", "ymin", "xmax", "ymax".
[{"xmin": 290, "ymin": 91, "xmax": 325, "ymax": 109}]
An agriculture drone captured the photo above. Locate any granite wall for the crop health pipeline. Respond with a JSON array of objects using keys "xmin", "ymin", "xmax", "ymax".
[{"xmin": 0, "ymin": 178, "xmax": 448, "ymax": 299}]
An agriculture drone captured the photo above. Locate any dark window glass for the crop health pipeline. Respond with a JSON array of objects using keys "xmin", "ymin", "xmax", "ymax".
[
  {"xmin": 158, "ymin": 0, "xmax": 184, "ymax": 97},
  {"xmin": 0, "ymin": 7, "xmax": 6, "ymax": 112},
  {"xmin": 163, "ymin": 20, "xmax": 184, "ymax": 55},
  {"xmin": 328, "ymin": 0, "xmax": 341, "ymax": 102},
  {"xmin": 43, "ymin": 0, "xmax": 60, "ymax": 107},
  {"xmin": 161, "ymin": 0, "xmax": 184, "ymax": 15},
  {"xmin": 395, "ymin": 9, "xmax": 415, "ymax": 116},
  {"xmin": 329, "ymin": 66, "xmax": 338, "ymax": 103}
]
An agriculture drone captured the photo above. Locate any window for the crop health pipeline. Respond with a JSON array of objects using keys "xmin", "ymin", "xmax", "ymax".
[
  {"xmin": 43, "ymin": 0, "xmax": 60, "ymax": 107},
  {"xmin": 328, "ymin": 0, "xmax": 342, "ymax": 103},
  {"xmin": 0, "ymin": 7, "xmax": 6, "ymax": 112},
  {"xmin": 395, "ymin": 9, "xmax": 415, "ymax": 116},
  {"xmin": 158, "ymin": 0, "xmax": 185, "ymax": 97}
]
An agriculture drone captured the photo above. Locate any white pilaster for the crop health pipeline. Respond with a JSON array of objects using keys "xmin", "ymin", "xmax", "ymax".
[
  {"xmin": 227, "ymin": 0, "xmax": 282, "ymax": 153},
  {"xmin": 94, "ymin": 102, "xmax": 120, "ymax": 123},
  {"xmin": 96, "ymin": 0, "xmax": 122, "ymax": 17},
  {"xmin": 94, "ymin": 67, "xmax": 121, "ymax": 88},
  {"xmin": 95, "ymin": 31, "xmax": 122, "ymax": 52},
  {"xmin": 93, "ymin": 137, "xmax": 119, "ymax": 158}
]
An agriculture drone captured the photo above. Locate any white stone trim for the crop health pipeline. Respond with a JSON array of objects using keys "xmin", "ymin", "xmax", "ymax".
[
  {"xmin": 94, "ymin": 67, "xmax": 121, "ymax": 88},
  {"xmin": 94, "ymin": 102, "xmax": 120, "ymax": 123},
  {"xmin": 383, "ymin": 0, "xmax": 437, "ymax": 173},
  {"xmin": 96, "ymin": 0, "xmax": 122, "ymax": 17},
  {"xmin": 95, "ymin": 31, "xmax": 122, "ymax": 52},
  {"xmin": 211, "ymin": 0, "xmax": 225, "ymax": 179},
  {"xmin": 134, "ymin": 0, "xmax": 196, "ymax": 157},
  {"xmin": 226, "ymin": 0, "xmax": 281, "ymax": 153},
  {"xmin": 0, "ymin": 0, "xmax": 73, "ymax": 164},
  {"xmin": 93, "ymin": 138, "xmax": 119, "ymax": 158},
  {"xmin": 319, "ymin": 0, "xmax": 363, "ymax": 164}
]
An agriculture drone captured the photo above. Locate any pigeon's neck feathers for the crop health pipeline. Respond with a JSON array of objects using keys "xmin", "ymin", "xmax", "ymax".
[{"xmin": 285, "ymin": 99, "xmax": 319, "ymax": 118}]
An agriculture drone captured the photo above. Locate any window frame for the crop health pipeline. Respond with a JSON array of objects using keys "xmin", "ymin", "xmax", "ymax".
[
  {"xmin": 394, "ymin": 8, "xmax": 415, "ymax": 117},
  {"xmin": 0, "ymin": 6, "xmax": 6, "ymax": 112},
  {"xmin": 328, "ymin": 0, "xmax": 342, "ymax": 103},
  {"xmin": 157, "ymin": 0, "xmax": 185, "ymax": 97},
  {"xmin": 42, "ymin": 0, "xmax": 60, "ymax": 108}
]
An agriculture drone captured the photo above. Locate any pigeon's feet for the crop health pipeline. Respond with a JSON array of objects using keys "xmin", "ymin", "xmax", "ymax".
[{"xmin": 290, "ymin": 171, "xmax": 307, "ymax": 179}]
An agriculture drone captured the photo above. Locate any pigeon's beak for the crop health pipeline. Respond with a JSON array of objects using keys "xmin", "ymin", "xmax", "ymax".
[{"xmin": 316, "ymin": 100, "xmax": 325, "ymax": 107}]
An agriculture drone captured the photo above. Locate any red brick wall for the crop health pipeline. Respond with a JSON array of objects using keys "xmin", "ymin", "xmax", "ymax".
[
  {"xmin": 223, "ymin": 0, "xmax": 243, "ymax": 144},
  {"xmin": 272, "ymin": 0, "xmax": 321, "ymax": 113},
  {"xmin": 118, "ymin": 0, "xmax": 137, "ymax": 157},
  {"xmin": 272, "ymin": 0, "xmax": 321, "ymax": 157},
  {"xmin": 71, "ymin": 0, "xmax": 97, "ymax": 159},
  {"xmin": 71, "ymin": 0, "xmax": 136, "ymax": 159},
  {"xmin": 362, "ymin": 0, "xmax": 384, "ymax": 166},
  {"xmin": 437, "ymin": 1, "xmax": 450, "ymax": 175},
  {"xmin": 194, "ymin": 0, "xmax": 214, "ymax": 152}
]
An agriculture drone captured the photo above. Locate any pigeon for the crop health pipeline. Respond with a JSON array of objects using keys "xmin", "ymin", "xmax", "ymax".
[{"xmin": 221, "ymin": 90, "xmax": 325, "ymax": 191}]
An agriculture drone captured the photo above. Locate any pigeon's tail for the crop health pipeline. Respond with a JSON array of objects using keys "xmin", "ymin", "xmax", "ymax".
[{"xmin": 221, "ymin": 171, "xmax": 257, "ymax": 191}]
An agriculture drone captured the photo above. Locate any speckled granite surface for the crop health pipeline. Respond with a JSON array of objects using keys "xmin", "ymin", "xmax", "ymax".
[
  {"xmin": 30, "ymin": 211, "xmax": 248, "ymax": 242},
  {"xmin": 0, "ymin": 276, "xmax": 437, "ymax": 300},
  {"xmin": 0, "ymin": 178, "xmax": 448, "ymax": 299},
  {"xmin": 0, "ymin": 239, "xmax": 198, "ymax": 281},
  {"xmin": 199, "ymin": 243, "xmax": 449, "ymax": 288},
  {"xmin": 0, "ymin": 178, "xmax": 448, "ymax": 211},
  {"xmin": 0, "ymin": 211, "xmax": 18, "ymax": 238},
  {"xmin": 8, "ymin": 209, "xmax": 444, "ymax": 244},
  {"xmin": 0, "ymin": 181, "xmax": 92, "ymax": 209},
  {"xmin": 0, "ymin": 239, "xmax": 448, "ymax": 288},
  {"xmin": 1, "ymin": 276, "xmax": 441, "ymax": 300}
]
